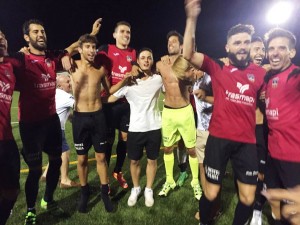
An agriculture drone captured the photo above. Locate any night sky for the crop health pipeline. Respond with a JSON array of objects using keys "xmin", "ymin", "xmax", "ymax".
[{"xmin": 1, "ymin": 0, "xmax": 300, "ymax": 63}]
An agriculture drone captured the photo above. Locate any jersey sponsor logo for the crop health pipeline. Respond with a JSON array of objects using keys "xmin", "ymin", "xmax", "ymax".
[
  {"xmin": 225, "ymin": 82, "xmax": 254, "ymax": 106},
  {"xmin": 272, "ymin": 77, "xmax": 279, "ymax": 88},
  {"xmin": 126, "ymin": 55, "xmax": 132, "ymax": 62},
  {"xmin": 266, "ymin": 108, "xmax": 279, "ymax": 120},
  {"xmin": 0, "ymin": 81, "xmax": 10, "ymax": 92},
  {"xmin": 265, "ymin": 98, "xmax": 279, "ymax": 119},
  {"xmin": 118, "ymin": 65, "xmax": 127, "ymax": 73},
  {"xmin": 113, "ymin": 52, "xmax": 120, "ymax": 56},
  {"xmin": 111, "ymin": 71, "xmax": 125, "ymax": 79},
  {"xmin": 205, "ymin": 165, "xmax": 220, "ymax": 181},
  {"xmin": 247, "ymin": 74, "xmax": 255, "ymax": 83},
  {"xmin": 237, "ymin": 82, "xmax": 249, "ymax": 94},
  {"xmin": 230, "ymin": 68, "xmax": 238, "ymax": 73},
  {"xmin": 41, "ymin": 73, "xmax": 51, "ymax": 82}
]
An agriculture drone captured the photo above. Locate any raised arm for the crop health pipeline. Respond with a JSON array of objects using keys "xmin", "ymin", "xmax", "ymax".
[
  {"xmin": 62, "ymin": 18, "xmax": 102, "ymax": 71},
  {"xmin": 183, "ymin": 0, "xmax": 204, "ymax": 67}
]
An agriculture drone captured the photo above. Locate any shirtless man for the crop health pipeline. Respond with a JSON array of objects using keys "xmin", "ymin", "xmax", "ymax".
[
  {"xmin": 65, "ymin": 34, "xmax": 113, "ymax": 213},
  {"xmin": 156, "ymin": 31, "xmax": 200, "ymax": 200}
]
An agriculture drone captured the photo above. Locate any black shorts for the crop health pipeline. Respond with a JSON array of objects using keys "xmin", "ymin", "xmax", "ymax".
[
  {"xmin": 204, "ymin": 135, "xmax": 258, "ymax": 185},
  {"xmin": 0, "ymin": 140, "xmax": 20, "ymax": 190},
  {"xmin": 127, "ymin": 129, "xmax": 161, "ymax": 161},
  {"xmin": 20, "ymin": 114, "xmax": 62, "ymax": 167},
  {"xmin": 72, "ymin": 110, "xmax": 107, "ymax": 155},
  {"xmin": 105, "ymin": 101, "xmax": 130, "ymax": 133},
  {"xmin": 265, "ymin": 156, "xmax": 300, "ymax": 189},
  {"xmin": 256, "ymin": 125, "xmax": 267, "ymax": 174}
]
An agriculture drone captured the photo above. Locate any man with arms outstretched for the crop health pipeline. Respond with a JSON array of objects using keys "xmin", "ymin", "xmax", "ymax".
[{"xmin": 182, "ymin": 1, "xmax": 265, "ymax": 224}]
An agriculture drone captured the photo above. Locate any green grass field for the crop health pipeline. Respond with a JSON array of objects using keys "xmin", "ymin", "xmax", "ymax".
[{"xmin": 7, "ymin": 92, "xmax": 272, "ymax": 225}]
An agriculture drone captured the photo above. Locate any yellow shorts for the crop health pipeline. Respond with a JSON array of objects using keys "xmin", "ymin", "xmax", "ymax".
[
  {"xmin": 162, "ymin": 104, "xmax": 196, "ymax": 148},
  {"xmin": 195, "ymin": 129, "xmax": 209, "ymax": 163}
]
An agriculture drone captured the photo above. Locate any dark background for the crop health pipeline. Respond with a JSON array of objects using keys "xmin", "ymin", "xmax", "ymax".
[{"xmin": 1, "ymin": 0, "xmax": 299, "ymax": 63}]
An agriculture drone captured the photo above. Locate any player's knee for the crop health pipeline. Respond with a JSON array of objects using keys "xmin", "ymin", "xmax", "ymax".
[
  {"xmin": 131, "ymin": 160, "xmax": 139, "ymax": 166},
  {"xmin": 120, "ymin": 132, "xmax": 128, "ymax": 141},
  {"xmin": 77, "ymin": 156, "xmax": 88, "ymax": 167},
  {"xmin": 49, "ymin": 157, "xmax": 62, "ymax": 170},
  {"xmin": 187, "ymin": 149, "xmax": 196, "ymax": 157},
  {"xmin": 163, "ymin": 147, "xmax": 173, "ymax": 154},
  {"xmin": 239, "ymin": 193, "xmax": 255, "ymax": 206},
  {"xmin": 205, "ymin": 189, "xmax": 219, "ymax": 201},
  {"xmin": 147, "ymin": 159, "xmax": 156, "ymax": 167},
  {"xmin": 96, "ymin": 153, "xmax": 106, "ymax": 164}
]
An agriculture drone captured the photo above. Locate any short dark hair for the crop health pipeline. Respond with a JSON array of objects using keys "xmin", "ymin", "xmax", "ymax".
[
  {"xmin": 166, "ymin": 30, "xmax": 183, "ymax": 45},
  {"xmin": 227, "ymin": 24, "xmax": 255, "ymax": 41},
  {"xmin": 252, "ymin": 36, "xmax": 263, "ymax": 43},
  {"xmin": 78, "ymin": 34, "xmax": 98, "ymax": 47},
  {"xmin": 114, "ymin": 21, "xmax": 131, "ymax": 31},
  {"xmin": 137, "ymin": 47, "xmax": 153, "ymax": 58},
  {"xmin": 264, "ymin": 27, "xmax": 296, "ymax": 49},
  {"xmin": 22, "ymin": 19, "xmax": 44, "ymax": 35}
]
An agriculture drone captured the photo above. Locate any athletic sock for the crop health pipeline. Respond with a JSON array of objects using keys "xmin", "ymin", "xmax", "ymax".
[
  {"xmin": 114, "ymin": 140, "xmax": 127, "ymax": 173},
  {"xmin": 101, "ymin": 184, "xmax": 113, "ymax": 212},
  {"xmin": 176, "ymin": 146, "xmax": 187, "ymax": 172},
  {"xmin": 25, "ymin": 168, "xmax": 42, "ymax": 208},
  {"xmin": 44, "ymin": 158, "xmax": 61, "ymax": 203},
  {"xmin": 189, "ymin": 156, "xmax": 199, "ymax": 185},
  {"xmin": 199, "ymin": 194, "xmax": 214, "ymax": 224},
  {"xmin": 253, "ymin": 179, "xmax": 266, "ymax": 211},
  {"xmin": 105, "ymin": 142, "xmax": 113, "ymax": 166},
  {"xmin": 178, "ymin": 162, "xmax": 187, "ymax": 172},
  {"xmin": 232, "ymin": 201, "xmax": 253, "ymax": 225},
  {"xmin": 78, "ymin": 184, "xmax": 90, "ymax": 213},
  {"xmin": 0, "ymin": 197, "xmax": 17, "ymax": 225},
  {"xmin": 164, "ymin": 153, "xmax": 175, "ymax": 184}
]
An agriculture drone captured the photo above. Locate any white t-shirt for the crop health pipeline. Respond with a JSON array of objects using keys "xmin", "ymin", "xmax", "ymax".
[
  {"xmin": 113, "ymin": 74, "xmax": 162, "ymax": 132},
  {"xmin": 55, "ymin": 88, "xmax": 74, "ymax": 130},
  {"xmin": 193, "ymin": 73, "xmax": 212, "ymax": 131}
]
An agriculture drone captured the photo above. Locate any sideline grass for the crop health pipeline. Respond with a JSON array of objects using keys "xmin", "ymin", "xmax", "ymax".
[{"xmin": 7, "ymin": 92, "xmax": 272, "ymax": 225}]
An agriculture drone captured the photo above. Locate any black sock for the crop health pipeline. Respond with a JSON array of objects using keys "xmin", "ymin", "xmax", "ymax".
[
  {"xmin": 178, "ymin": 162, "xmax": 187, "ymax": 173},
  {"xmin": 25, "ymin": 168, "xmax": 42, "ymax": 208},
  {"xmin": 0, "ymin": 197, "xmax": 17, "ymax": 225},
  {"xmin": 232, "ymin": 201, "xmax": 253, "ymax": 225},
  {"xmin": 78, "ymin": 184, "xmax": 90, "ymax": 213},
  {"xmin": 44, "ymin": 158, "xmax": 61, "ymax": 203},
  {"xmin": 114, "ymin": 140, "xmax": 127, "ymax": 173},
  {"xmin": 199, "ymin": 194, "xmax": 214, "ymax": 224},
  {"xmin": 105, "ymin": 142, "xmax": 113, "ymax": 166},
  {"xmin": 101, "ymin": 184, "xmax": 113, "ymax": 212},
  {"xmin": 253, "ymin": 179, "xmax": 266, "ymax": 211}
]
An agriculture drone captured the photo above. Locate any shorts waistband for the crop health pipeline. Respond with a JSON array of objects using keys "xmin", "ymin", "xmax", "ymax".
[
  {"xmin": 74, "ymin": 109, "xmax": 103, "ymax": 116},
  {"xmin": 164, "ymin": 104, "xmax": 190, "ymax": 109}
]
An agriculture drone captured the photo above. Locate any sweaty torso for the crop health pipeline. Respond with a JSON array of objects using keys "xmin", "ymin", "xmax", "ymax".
[
  {"xmin": 71, "ymin": 61, "xmax": 106, "ymax": 112},
  {"xmin": 156, "ymin": 60, "xmax": 190, "ymax": 108}
]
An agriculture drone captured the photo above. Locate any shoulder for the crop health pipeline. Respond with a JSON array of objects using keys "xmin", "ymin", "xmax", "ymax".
[{"xmin": 98, "ymin": 44, "xmax": 109, "ymax": 53}]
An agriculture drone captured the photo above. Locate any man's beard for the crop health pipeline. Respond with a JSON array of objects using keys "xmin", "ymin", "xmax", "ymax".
[
  {"xmin": 228, "ymin": 51, "xmax": 250, "ymax": 68},
  {"xmin": 30, "ymin": 37, "xmax": 47, "ymax": 51}
]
